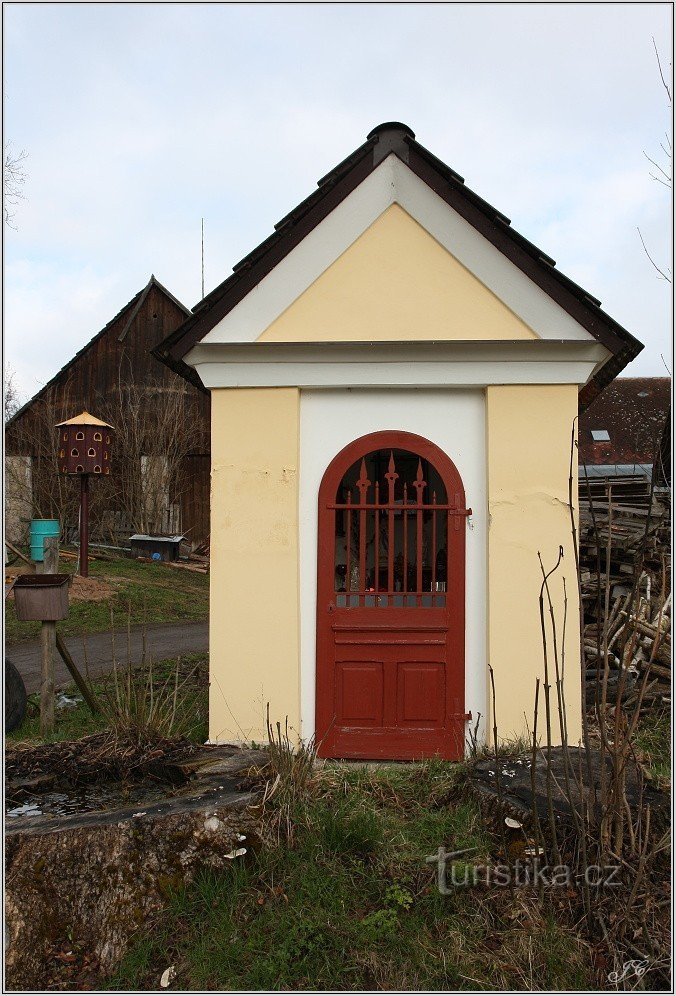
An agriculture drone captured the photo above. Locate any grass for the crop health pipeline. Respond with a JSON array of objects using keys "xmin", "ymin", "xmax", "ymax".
[
  {"xmin": 5, "ymin": 554, "xmax": 209, "ymax": 646},
  {"xmin": 635, "ymin": 709, "xmax": 671, "ymax": 786},
  {"xmin": 110, "ymin": 760, "xmax": 595, "ymax": 992},
  {"xmin": 6, "ymin": 653, "xmax": 209, "ymax": 746}
]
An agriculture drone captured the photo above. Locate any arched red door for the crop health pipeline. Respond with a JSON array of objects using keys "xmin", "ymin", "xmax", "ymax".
[{"xmin": 315, "ymin": 431, "xmax": 469, "ymax": 761}]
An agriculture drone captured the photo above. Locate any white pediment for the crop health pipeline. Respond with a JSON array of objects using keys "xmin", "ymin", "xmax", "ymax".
[{"xmin": 197, "ymin": 155, "xmax": 595, "ymax": 348}]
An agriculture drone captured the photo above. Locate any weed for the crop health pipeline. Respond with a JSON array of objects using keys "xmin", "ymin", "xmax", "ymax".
[
  {"xmin": 634, "ymin": 710, "xmax": 671, "ymax": 785},
  {"xmin": 110, "ymin": 761, "xmax": 595, "ymax": 992},
  {"xmin": 100, "ymin": 650, "xmax": 199, "ymax": 742},
  {"xmin": 262, "ymin": 707, "xmax": 317, "ymax": 842},
  {"xmin": 306, "ymin": 797, "xmax": 383, "ymax": 859},
  {"xmin": 8, "ymin": 654, "xmax": 208, "ymax": 746}
]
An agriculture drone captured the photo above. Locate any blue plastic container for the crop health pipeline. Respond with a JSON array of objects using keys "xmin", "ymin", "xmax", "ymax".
[{"xmin": 29, "ymin": 519, "xmax": 60, "ymax": 563}]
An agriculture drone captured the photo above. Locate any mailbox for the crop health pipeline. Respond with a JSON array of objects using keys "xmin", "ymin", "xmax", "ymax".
[{"xmin": 13, "ymin": 574, "xmax": 70, "ymax": 622}]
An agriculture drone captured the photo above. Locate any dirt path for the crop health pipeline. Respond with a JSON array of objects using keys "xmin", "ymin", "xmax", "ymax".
[{"xmin": 6, "ymin": 621, "xmax": 209, "ymax": 695}]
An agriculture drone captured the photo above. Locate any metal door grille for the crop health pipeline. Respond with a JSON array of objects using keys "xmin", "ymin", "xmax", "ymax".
[{"xmin": 330, "ymin": 450, "xmax": 471, "ymax": 608}]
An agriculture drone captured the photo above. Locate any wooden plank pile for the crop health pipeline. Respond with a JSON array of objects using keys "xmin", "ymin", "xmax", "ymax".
[
  {"xmin": 134, "ymin": 555, "xmax": 208, "ymax": 575},
  {"xmin": 183, "ymin": 537, "xmax": 210, "ymax": 574},
  {"xmin": 579, "ymin": 492, "xmax": 671, "ymax": 713},
  {"xmin": 166, "ymin": 558, "xmax": 208, "ymax": 575}
]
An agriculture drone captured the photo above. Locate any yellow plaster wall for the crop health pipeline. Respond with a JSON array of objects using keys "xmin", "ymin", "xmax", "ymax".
[
  {"xmin": 486, "ymin": 384, "xmax": 582, "ymax": 746},
  {"xmin": 258, "ymin": 204, "xmax": 538, "ymax": 343},
  {"xmin": 209, "ymin": 387, "xmax": 301, "ymax": 744}
]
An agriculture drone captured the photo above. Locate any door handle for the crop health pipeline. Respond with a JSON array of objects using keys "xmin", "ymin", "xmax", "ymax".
[{"xmin": 328, "ymin": 602, "xmax": 335, "ymax": 613}]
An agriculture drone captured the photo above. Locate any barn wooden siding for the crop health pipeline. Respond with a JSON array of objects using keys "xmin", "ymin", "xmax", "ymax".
[
  {"xmin": 178, "ymin": 454, "xmax": 211, "ymax": 545},
  {"xmin": 5, "ymin": 279, "xmax": 211, "ymax": 546}
]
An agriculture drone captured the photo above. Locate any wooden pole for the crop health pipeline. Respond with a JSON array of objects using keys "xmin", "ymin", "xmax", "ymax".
[
  {"xmin": 40, "ymin": 622, "xmax": 56, "ymax": 736},
  {"xmin": 80, "ymin": 474, "xmax": 89, "ymax": 578},
  {"xmin": 5, "ymin": 540, "xmax": 34, "ymax": 568},
  {"xmin": 55, "ymin": 632, "xmax": 100, "ymax": 715},
  {"xmin": 39, "ymin": 534, "xmax": 60, "ymax": 735},
  {"xmin": 43, "ymin": 535, "xmax": 59, "ymax": 574}
]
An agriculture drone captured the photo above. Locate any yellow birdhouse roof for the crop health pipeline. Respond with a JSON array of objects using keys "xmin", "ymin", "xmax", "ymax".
[{"xmin": 55, "ymin": 410, "xmax": 114, "ymax": 429}]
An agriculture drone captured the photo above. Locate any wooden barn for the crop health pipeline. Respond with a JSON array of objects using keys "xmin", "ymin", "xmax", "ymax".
[{"xmin": 5, "ymin": 276, "xmax": 211, "ymax": 548}]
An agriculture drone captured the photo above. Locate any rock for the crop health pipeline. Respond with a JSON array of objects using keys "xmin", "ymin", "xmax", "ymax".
[{"xmin": 5, "ymin": 659, "xmax": 27, "ymax": 733}]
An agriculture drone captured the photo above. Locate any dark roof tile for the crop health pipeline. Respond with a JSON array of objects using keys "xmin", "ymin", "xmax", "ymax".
[{"xmin": 578, "ymin": 377, "xmax": 671, "ymax": 465}]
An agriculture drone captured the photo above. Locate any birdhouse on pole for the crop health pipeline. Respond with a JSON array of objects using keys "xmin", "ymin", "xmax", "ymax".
[{"xmin": 56, "ymin": 411, "xmax": 114, "ymax": 577}]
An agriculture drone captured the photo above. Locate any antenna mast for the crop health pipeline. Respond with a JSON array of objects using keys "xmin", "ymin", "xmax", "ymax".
[{"xmin": 201, "ymin": 217, "xmax": 205, "ymax": 300}]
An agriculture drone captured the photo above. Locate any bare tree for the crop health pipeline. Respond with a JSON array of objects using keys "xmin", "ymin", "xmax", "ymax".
[
  {"xmin": 4, "ymin": 365, "xmax": 23, "ymax": 423},
  {"xmin": 639, "ymin": 37, "xmax": 672, "ymax": 282},
  {"xmin": 4, "ymin": 144, "xmax": 28, "ymax": 228},
  {"xmin": 99, "ymin": 361, "xmax": 204, "ymax": 538},
  {"xmin": 5, "ymin": 385, "xmax": 89, "ymax": 540},
  {"xmin": 5, "ymin": 356, "xmax": 205, "ymax": 545}
]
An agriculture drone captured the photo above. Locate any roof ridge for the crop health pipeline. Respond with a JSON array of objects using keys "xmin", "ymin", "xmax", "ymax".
[{"xmin": 6, "ymin": 278, "xmax": 189, "ymax": 426}]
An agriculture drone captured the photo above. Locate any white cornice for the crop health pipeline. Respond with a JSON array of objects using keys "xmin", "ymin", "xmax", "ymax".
[{"xmin": 186, "ymin": 339, "xmax": 609, "ymax": 389}]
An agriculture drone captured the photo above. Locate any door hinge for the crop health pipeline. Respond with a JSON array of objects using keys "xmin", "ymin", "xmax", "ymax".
[{"xmin": 449, "ymin": 499, "xmax": 472, "ymax": 531}]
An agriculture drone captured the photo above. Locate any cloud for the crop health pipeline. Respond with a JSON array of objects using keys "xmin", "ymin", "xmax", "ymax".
[
  {"xmin": 4, "ymin": 260, "xmax": 121, "ymax": 402},
  {"xmin": 4, "ymin": 3, "xmax": 672, "ymax": 397}
]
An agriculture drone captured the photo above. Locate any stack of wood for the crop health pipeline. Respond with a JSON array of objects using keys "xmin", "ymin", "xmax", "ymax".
[
  {"xmin": 579, "ymin": 492, "xmax": 671, "ymax": 714},
  {"xmin": 579, "ymin": 473, "xmax": 654, "ymax": 507},
  {"xmin": 579, "ymin": 497, "xmax": 670, "ymax": 580},
  {"xmin": 183, "ymin": 537, "xmax": 210, "ymax": 573},
  {"xmin": 166, "ymin": 555, "xmax": 208, "ymax": 575},
  {"xmin": 60, "ymin": 549, "xmax": 97, "ymax": 564},
  {"xmin": 192, "ymin": 538, "xmax": 210, "ymax": 558}
]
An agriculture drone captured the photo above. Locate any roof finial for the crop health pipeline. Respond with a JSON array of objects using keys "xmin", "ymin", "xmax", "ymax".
[
  {"xmin": 367, "ymin": 122, "xmax": 415, "ymax": 141},
  {"xmin": 367, "ymin": 122, "xmax": 415, "ymax": 165}
]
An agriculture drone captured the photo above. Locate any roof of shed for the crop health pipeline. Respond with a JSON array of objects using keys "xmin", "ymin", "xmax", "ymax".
[
  {"xmin": 155, "ymin": 122, "xmax": 643, "ymax": 405},
  {"xmin": 578, "ymin": 377, "xmax": 671, "ymax": 466},
  {"xmin": 7, "ymin": 275, "xmax": 191, "ymax": 427}
]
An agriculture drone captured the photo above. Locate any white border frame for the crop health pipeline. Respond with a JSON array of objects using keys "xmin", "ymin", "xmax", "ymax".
[{"xmin": 299, "ymin": 388, "xmax": 488, "ymax": 750}]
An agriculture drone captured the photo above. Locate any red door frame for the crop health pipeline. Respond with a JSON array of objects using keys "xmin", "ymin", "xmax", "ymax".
[{"xmin": 315, "ymin": 430, "xmax": 467, "ymax": 760}]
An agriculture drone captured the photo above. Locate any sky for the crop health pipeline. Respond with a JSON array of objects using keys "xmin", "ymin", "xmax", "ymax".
[{"xmin": 3, "ymin": 2, "xmax": 673, "ymax": 404}]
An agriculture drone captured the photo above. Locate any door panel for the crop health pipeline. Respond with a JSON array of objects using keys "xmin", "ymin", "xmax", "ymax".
[
  {"xmin": 397, "ymin": 662, "xmax": 445, "ymax": 726},
  {"xmin": 336, "ymin": 662, "xmax": 383, "ymax": 725},
  {"xmin": 316, "ymin": 432, "xmax": 468, "ymax": 761}
]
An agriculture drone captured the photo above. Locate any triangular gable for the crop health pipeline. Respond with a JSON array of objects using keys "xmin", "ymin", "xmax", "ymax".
[
  {"xmin": 259, "ymin": 204, "xmax": 538, "ymax": 342},
  {"xmin": 199, "ymin": 156, "xmax": 593, "ymax": 347},
  {"xmin": 157, "ymin": 123, "xmax": 643, "ymax": 407},
  {"xmin": 6, "ymin": 276, "xmax": 191, "ymax": 427}
]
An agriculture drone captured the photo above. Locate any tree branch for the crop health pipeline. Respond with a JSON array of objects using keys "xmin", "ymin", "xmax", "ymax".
[
  {"xmin": 652, "ymin": 36, "xmax": 672, "ymax": 105},
  {"xmin": 637, "ymin": 227, "xmax": 672, "ymax": 282}
]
